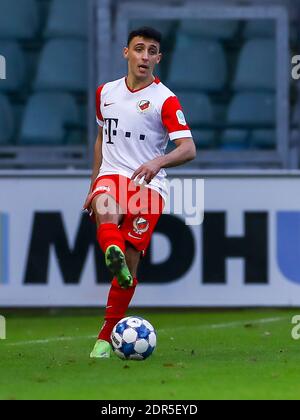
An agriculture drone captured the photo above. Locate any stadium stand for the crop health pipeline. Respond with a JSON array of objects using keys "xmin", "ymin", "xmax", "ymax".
[
  {"xmin": 20, "ymin": 92, "xmax": 80, "ymax": 145},
  {"xmin": 0, "ymin": 0, "xmax": 298, "ymax": 168},
  {"xmin": 0, "ymin": 94, "xmax": 14, "ymax": 144},
  {"xmin": 221, "ymin": 92, "xmax": 276, "ymax": 149},
  {"xmin": 0, "ymin": 0, "xmax": 88, "ymax": 163},
  {"xmin": 178, "ymin": 19, "xmax": 239, "ymax": 39},
  {"xmin": 233, "ymin": 39, "xmax": 276, "ymax": 91},
  {"xmin": 167, "ymin": 34, "xmax": 227, "ymax": 91},
  {"xmin": 243, "ymin": 20, "xmax": 275, "ymax": 39},
  {"xmin": 177, "ymin": 92, "xmax": 215, "ymax": 148},
  {"xmin": 129, "ymin": 19, "xmax": 174, "ymax": 39},
  {"xmin": 44, "ymin": 0, "xmax": 88, "ymax": 39},
  {"xmin": 250, "ymin": 129, "xmax": 276, "ymax": 149},
  {"xmin": 0, "ymin": 42, "xmax": 26, "ymax": 92},
  {"xmin": 225, "ymin": 92, "xmax": 276, "ymax": 126},
  {"xmin": 0, "ymin": 0, "xmax": 39, "ymax": 40},
  {"xmin": 35, "ymin": 39, "xmax": 87, "ymax": 92}
]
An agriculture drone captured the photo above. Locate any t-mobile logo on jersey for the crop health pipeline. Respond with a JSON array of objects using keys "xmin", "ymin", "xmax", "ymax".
[
  {"xmin": 104, "ymin": 118, "xmax": 146, "ymax": 144},
  {"xmin": 104, "ymin": 118, "xmax": 119, "ymax": 144},
  {"xmin": 292, "ymin": 55, "xmax": 300, "ymax": 80},
  {"xmin": 0, "ymin": 213, "xmax": 9, "ymax": 284},
  {"xmin": 0, "ymin": 55, "xmax": 6, "ymax": 80}
]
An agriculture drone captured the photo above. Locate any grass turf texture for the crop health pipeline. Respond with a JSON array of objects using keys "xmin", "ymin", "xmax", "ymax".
[{"xmin": 0, "ymin": 308, "xmax": 299, "ymax": 400}]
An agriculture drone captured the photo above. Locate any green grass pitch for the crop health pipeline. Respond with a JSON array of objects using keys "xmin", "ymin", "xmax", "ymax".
[{"xmin": 0, "ymin": 308, "xmax": 299, "ymax": 400}]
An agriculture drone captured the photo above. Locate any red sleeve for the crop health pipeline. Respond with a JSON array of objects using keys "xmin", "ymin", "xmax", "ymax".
[
  {"xmin": 96, "ymin": 84, "xmax": 105, "ymax": 126},
  {"xmin": 161, "ymin": 96, "xmax": 192, "ymax": 141}
]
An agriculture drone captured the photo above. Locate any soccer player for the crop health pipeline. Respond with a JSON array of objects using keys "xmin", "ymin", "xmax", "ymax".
[{"xmin": 85, "ymin": 27, "xmax": 196, "ymax": 358}]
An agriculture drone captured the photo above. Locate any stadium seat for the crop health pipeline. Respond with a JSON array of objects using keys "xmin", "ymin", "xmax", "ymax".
[
  {"xmin": 177, "ymin": 92, "xmax": 214, "ymax": 125},
  {"xmin": 35, "ymin": 40, "xmax": 87, "ymax": 92},
  {"xmin": 177, "ymin": 92, "xmax": 215, "ymax": 148},
  {"xmin": 20, "ymin": 93, "xmax": 80, "ymax": 145},
  {"xmin": 243, "ymin": 20, "xmax": 276, "ymax": 39},
  {"xmin": 250, "ymin": 129, "xmax": 276, "ymax": 149},
  {"xmin": 0, "ymin": 94, "xmax": 14, "ymax": 144},
  {"xmin": 178, "ymin": 19, "xmax": 238, "ymax": 39},
  {"xmin": 167, "ymin": 35, "xmax": 227, "ymax": 91},
  {"xmin": 290, "ymin": 103, "xmax": 300, "ymax": 167},
  {"xmin": 220, "ymin": 92, "xmax": 276, "ymax": 149},
  {"xmin": 45, "ymin": 0, "xmax": 88, "ymax": 38},
  {"xmin": 191, "ymin": 129, "xmax": 215, "ymax": 149},
  {"xmin": 0, "ymin": 42, "xmax": 26, "ymax": 92},
  {"xmin": 220, "ymin": 129, "xmax": 250, "ymax": 150},
  {"xmin": 233, "ymin": 39, "xmax": 276, "ymax": 91},
  {"xmin": 293, "ymin": 101, "xmax": 300, "ymax": 128},
  {"xmin": 130, "ymin": 19, "xmax": 174, "ymax": 39},
  {"xmin": 0, "ymin": 0, "xmax": 39, "ymax": 39},
  {"xmin": 226, "ymin": 92, "xmax": 275, "ymax": 126}
]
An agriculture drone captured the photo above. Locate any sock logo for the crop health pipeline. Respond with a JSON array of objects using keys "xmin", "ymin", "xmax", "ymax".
[{"xmin": 0, "ymin": 213, "xmax": 9, "ymax": 285}]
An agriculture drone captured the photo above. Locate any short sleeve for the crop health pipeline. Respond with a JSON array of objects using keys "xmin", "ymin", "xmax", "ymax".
[
  {"xmin": 96, "ymin": 84, "xmax": 105, "ymax": 127},
  {"xmin": 161, "ymin": 96, "xmax": 192, "ymax": 141}
]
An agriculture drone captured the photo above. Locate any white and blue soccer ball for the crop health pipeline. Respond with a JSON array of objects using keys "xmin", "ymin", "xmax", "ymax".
[{"xmin": 111, "ymin": 317, "xmax": 157, "ymax": 360}]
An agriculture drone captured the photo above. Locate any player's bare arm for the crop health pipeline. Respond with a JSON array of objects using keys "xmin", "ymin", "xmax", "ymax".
[
  {"xmin": 132, "ymin": 137, "xmax": 196, "ymax": 184},
  {"xmin": 83, "ymin": 127, "xmax": 103, "ymax": 209}
]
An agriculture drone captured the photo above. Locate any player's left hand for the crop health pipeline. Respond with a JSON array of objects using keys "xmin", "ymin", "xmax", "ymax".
[{"xmin": 131, "ymin": 159, "xmax": 162, "ymax": 185}]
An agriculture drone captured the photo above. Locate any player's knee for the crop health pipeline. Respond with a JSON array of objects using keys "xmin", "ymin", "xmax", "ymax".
[{"xmin": 92, "ymin": 194, "xmax": 119, "ymax": 225}]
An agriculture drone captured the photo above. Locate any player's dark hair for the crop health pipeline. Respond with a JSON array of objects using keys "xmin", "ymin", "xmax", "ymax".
[{"xmin": 127, "ymin": 27, "xmax": 162, "ymax": 47}]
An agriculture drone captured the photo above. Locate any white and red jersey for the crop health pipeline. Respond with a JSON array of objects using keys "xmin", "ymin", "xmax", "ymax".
[{"xmin": 96, "ymin": 76, "xmax": 192, "ymax": 201}]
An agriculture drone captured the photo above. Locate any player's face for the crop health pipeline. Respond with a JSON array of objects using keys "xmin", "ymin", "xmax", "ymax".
[{"xmin": 124, "ymin": 37, "xmax": 162, "ymax": 80}]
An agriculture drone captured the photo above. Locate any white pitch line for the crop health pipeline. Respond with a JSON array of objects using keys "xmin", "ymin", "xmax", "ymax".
[
  {"xmin": 210, "ymin": 316, "xmax": 286, "ymax": 329},
  {"xmin": 5, "ymin": 334, "xmax": 96, "ymax": 347},
  {"xmin": 3, "ymin": 316, "xmax": 287, "ymax": 347},
  {"xmin": 156, "ymin": 316, "xmax": 287, "ymax": 334}
]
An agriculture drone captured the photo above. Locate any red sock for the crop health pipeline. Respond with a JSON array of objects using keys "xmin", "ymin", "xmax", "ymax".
[
  {"xmin": 98, "ymin": 277, "xmax": 138, "ymax": 342},
  {"xmin": 97, "ymin": 223, "xmax": 126, "ymax": 254}
]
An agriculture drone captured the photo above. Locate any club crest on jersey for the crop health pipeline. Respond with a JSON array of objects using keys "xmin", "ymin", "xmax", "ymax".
[
  {"xmin": 133, "ymin": 217, "xmax": 150, "ymax": 234},
  {"xmin": 137, "ymin": 100, "xmax": 151, "ymax": 113}
]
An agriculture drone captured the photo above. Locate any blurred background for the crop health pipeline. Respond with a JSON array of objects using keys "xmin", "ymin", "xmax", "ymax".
[
  {"xmin": 0, "ymin": 0, "xmax": 300, "ymax": 307},
  {"xmin": 0, "ymin": 0, "xmax": 299, "ymax": 169}
]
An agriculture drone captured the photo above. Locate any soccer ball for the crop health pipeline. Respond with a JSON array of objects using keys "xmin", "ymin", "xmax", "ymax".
[{"xmin": 111, "ymin": 316, "xmax": 157, "ymax": 360}]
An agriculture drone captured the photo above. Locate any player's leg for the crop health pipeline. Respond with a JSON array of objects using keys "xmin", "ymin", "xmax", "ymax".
[
  {"xmin": 90, "ymin": 246, "xmax": 141, "ymax": 358},
  {"xmin": 90, "ymin": 180, "xmax": 134, "ymax": 358},
  {"xmin": 125, "ymin": 245, "xmax": 141, "ymax": 279},
  {"xmin": 93, "ymin": 193, "xmax": 133, "ymax": 289},
  {"xmin": 100, "ymin": 190, "xmax": 164, "ymax": 356},
  {"xmin": 91, "ymin": 183, "xmax": 163, "ymax": 359}
]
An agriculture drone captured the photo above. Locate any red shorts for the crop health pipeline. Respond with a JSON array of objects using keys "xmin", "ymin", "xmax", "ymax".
[{"xmin": 88, "ymin": 174, "xmax": 164, "ymax": 255}]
